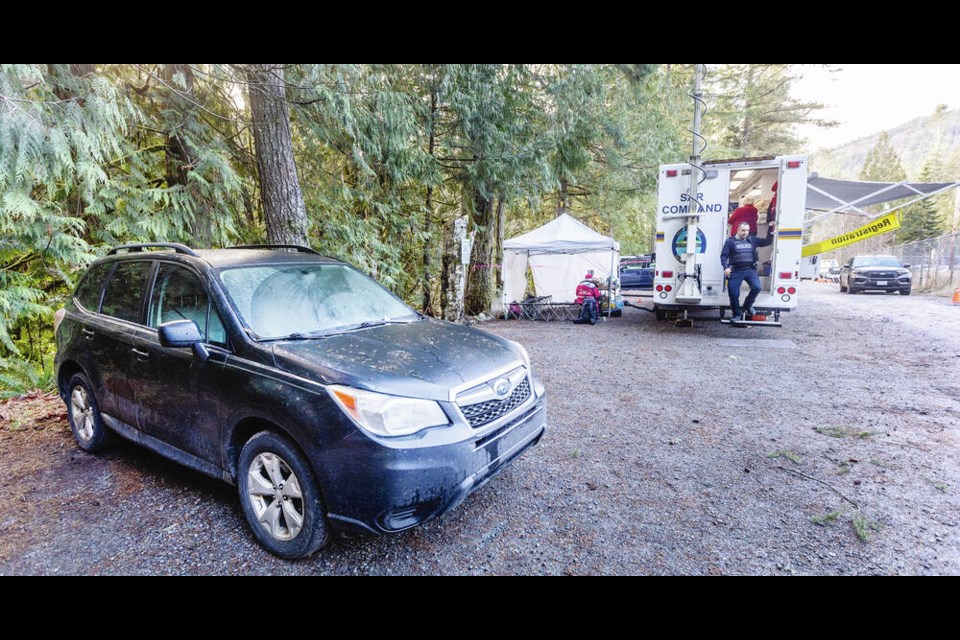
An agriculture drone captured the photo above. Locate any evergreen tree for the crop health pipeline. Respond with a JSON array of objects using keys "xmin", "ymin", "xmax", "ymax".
[
  {"xmin": 706, "ymin": 64, "xmax": 834, "ymax": 157},
  {"xmin": 859, "ymin": 132, "xmax": 907, "ymax": 183},
  {"xmin": 899, "ymin": 159, "xmax": 947, "ymax": 242}
]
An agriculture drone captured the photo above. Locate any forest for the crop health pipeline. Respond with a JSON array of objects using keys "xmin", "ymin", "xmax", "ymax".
[{"xmin": 0, "ymin": 63, "xmax": 871, "ymax": 394}]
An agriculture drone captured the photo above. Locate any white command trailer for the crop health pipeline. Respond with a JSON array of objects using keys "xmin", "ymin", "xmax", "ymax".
[{"xmin": 652, "ymin": 155, "xmax": 807, "ymax": 325}]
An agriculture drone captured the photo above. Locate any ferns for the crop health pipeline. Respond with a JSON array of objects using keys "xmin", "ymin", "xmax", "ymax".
[
  {"xmin": 0, "ymin": 356, "xmax": 55, "ymax": 399},
  {"xmin": 1, "ymin": 64, "xmax": 245, "ymax": 389}
]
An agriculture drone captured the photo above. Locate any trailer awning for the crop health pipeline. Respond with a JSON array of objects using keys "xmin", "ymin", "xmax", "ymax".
[{"xmin": 807, "ymin": 176, "xmax": 959, "ymax": 212}]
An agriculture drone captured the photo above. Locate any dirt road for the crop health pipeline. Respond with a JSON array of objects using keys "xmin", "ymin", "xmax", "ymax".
[{"xmin": 2, "ymin": 282, "xmax": 958, "ymax": 574}]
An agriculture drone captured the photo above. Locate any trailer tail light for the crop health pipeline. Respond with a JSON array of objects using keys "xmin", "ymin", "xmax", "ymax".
[
  {"xmin": 662, "ymin": 270, "xmax": 674, "ymax": 278},
  {"xmin": 779, "ymin": 272, "xmax": 792, "ymax": 280},
  {"xmin": 656, "ymin": 285, "xmax": 663, "ymax": 292},
  {"xmin": 787, "ymin": 161, "xmax": 801, "ymax": 168},
  {"xmin": 787, "ymin": 287, "xmax": 796, "ymax": 294},
  {"xmin": 777, "ymin": 287, "xmax": 786, "ymax": 294},
  {"xmin": 666, "ymin": 169, "xmax": 678, "ymax": 177},
  {"xmin": 665, "ymin": 285, "xmax": 673, "ymax": 292}
]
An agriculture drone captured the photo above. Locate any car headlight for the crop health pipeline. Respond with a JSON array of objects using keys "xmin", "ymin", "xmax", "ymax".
[
  {"xmin": 328, "ymin": 386, "xmax": 449, "ymax": 437},
  {"xmin": 510, "ymin": 340, "xmax": 531, "ymax": 366}
]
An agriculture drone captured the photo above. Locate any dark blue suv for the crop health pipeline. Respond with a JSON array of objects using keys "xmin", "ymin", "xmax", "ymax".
[
  {"xmin": 619, "ymin": 256, "xmax": 654, "ymax": 290},
  {"xmin": 55, "ymin": 244, "xmax": 546, "ymax": 558}
]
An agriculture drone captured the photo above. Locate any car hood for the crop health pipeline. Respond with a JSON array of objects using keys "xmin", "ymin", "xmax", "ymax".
[
  {"xmin": 270, "ymin": 319, "xmax": 524, "ymax": 401},
  {"xmin": 852, "ymin": 266, "xmax": 905, "ymax": 273}
]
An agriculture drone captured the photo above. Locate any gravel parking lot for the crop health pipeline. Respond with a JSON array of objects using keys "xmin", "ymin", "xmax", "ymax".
[{"xmin": 2, "ymin": 282, "xmax": 959, "ymax": 575}]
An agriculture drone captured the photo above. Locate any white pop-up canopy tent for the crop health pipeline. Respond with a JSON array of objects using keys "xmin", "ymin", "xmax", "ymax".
[{"xmin": 503, "ymin": 213, "xmax": 620, "ymax": 306}]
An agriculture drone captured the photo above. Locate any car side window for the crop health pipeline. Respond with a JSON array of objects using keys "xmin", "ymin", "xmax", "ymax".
[
  {"xmin": 100, "ymin": 261, "xmax": 152, "ymax": 324},
  {"xmin": 148, "ymin": 264, "xmax": 227, "ymax": 347},
  {"xmin": 74, "ymin": 263, "xmax": 114, "ymax": 312}
]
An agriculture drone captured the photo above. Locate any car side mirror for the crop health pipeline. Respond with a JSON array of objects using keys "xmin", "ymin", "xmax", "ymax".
[
  {"xmin": 158, "ymin": 320, "xmax": 209, "ymax": 362},
  {"xmin": 903, "ymin": 264, "xmax": 911, "ymax": 269}
]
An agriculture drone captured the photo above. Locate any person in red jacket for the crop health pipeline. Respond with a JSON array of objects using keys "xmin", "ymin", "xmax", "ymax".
[
  {"xmin": 728, "ymin": 196, "xmax": 759, "ymax": 236},
  {"xmin": 574, "ymin": 270, "xmax": 601, "ymax": 324}
]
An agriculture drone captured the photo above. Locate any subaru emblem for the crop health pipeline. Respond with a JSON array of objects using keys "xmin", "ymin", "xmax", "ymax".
[{"xmin": 494, "ymin": 378, "xmax": 512, "ymax": 398}]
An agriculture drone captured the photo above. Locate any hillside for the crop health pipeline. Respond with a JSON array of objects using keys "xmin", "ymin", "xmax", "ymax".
[{"xmin": 810, "ymin": 108, "xmax": 960, "ymax": 179}]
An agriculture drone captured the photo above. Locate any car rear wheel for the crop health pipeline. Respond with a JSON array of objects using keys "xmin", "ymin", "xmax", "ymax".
[
  {"xmin": 67, "ymin": 373, "xmax": 115, "ymax": 453},
  {"xmin": 238, "ymin": 431, "xmax": 329, "ymax": 559}
]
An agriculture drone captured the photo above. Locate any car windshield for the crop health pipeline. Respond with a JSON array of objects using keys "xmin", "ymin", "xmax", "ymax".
[
  {"xmin": 852, "ymin": 256, "xmax": 901, "ymax": 268},
  {"xmin": 219, "ymin": 263, "xmax": 418, "ymax": 339}
]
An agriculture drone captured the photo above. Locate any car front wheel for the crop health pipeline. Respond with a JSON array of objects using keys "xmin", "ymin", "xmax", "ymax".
[
  {"xmin": 839, "ymin": 278, "xmax": 847, "ymax": 292},
  {"xmin": 238, "ymin": 431, "xmax": 329, "ymax": 559},
  {"xmin": 67, "ymin": 373, "xmax": 115, "ymax": 452}
]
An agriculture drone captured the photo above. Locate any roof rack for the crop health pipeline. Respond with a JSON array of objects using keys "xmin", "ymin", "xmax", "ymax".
[
  {"xmin": 107, "ymin": 243, "xmax": 199, "ymax": 257},
  {"xmin": 230, "ymin": 244, "xmax": 321, "ymax": 255}
]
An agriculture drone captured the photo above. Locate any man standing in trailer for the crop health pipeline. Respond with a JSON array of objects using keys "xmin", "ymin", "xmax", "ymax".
[{"xmin": 721, "ymin": 221, "xmax": 775, "ymax": 320}]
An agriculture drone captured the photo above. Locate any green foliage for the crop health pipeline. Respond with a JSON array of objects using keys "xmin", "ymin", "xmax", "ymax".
[
  {"xmin": 0, "ymin": 64, "xmax": 245, "ymax": 393},
  {"xmin": 899, "ymin": 158, "xmax": 948, "ymax": 242},
  {"xmin": 0, "ymin": 356, "xmax": 55, "ymax": 399},
  {"xmin": 705, "ymin": 64, "xmax": 835, "ymax": 157},
  {"xmin": 859, "ymin": 133, "xmax": 907, "ymax": 182},
  {"xmin": 810, "ymin": 510, "xmax": 842, "ymax": 526},
  {"xmin": 767, "ymin": 450, "xmax": 803, "ymax": 464}
]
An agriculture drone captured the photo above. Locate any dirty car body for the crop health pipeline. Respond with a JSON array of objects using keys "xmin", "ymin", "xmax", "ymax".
[{"xmin": 55, "ymin": 244, "xmax": 546, "ymax": 558}]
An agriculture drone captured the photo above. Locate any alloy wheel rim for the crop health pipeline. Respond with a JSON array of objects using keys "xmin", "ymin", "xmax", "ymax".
[
  {"xmin": 70, "ymin": 385, "xmax": 95, "ymax": 442},
  {"xmin": 247, "ymin": 452, "xmax": 305, "ymax": 541}
]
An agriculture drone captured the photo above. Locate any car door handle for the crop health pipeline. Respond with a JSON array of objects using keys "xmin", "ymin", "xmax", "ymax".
[
  {"xmin": 131, "ymin": 348, "xmax": 150, "ymax": 360},
  {"xmin": 82, "ymin": 328, "xmax": 95, "ymax": 339}
]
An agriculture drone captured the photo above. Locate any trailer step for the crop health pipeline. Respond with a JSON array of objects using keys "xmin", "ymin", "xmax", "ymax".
[{"xmin": 721, "ymin": 318, "xmax": 783, "ymax": 327}]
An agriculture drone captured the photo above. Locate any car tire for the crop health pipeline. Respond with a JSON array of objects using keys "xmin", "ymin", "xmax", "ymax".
[
  {"xmin": 839, "ymin": 280, "xmax": 847, "ymax": 293},
  {"xmin": 900, "ymin": 288, "xmax": 911, "ymax": 296},
  {"xmin": 66, "ymin": 373, "xmax": 116, "ymax": 453},
  {"xmin": 238, "ymin": 431, "xmax": 330, "ymax": 559},
  {"xmin": 847, "ymin": 284, "xmax": 856, "ymax": 294}
]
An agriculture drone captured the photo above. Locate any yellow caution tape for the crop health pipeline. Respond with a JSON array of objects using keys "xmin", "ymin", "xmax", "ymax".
[{"xmin": 801, "ymin": 211, "xmax": 901, "ymax": 257}]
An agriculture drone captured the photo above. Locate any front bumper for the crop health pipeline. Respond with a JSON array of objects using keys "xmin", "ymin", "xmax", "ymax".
[
  {"xmin": 320, "ymin": 397, "xmax": 547, "ymax": 535},
  {"xmin": 852, "ymin": 276, "xmax": 910, "ymax": 292}
]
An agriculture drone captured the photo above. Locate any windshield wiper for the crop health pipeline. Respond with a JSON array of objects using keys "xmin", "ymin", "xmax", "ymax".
[
  {"xmin": 339, "ymin": 318, "xmax": 419, "ymax": 333},
  {"xmin": 268, "ymin": 331, "xmax": 332, "ymax": 341}
]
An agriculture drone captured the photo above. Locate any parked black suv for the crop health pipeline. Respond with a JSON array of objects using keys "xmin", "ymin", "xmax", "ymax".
[
  {"xmin": 839, "ymin": 255, "xmax": 912, "ymax": 295},
  {"xmin": 55, "ymin": 243, "xmax": 546, "ymax": 558}
]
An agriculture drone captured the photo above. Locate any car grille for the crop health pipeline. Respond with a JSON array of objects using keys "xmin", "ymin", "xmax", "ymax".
[
  {"xmin": 461, "ymin": 378, "xmax": 531, "ymax": 428},
  {"xmin": 869, "ymin": 271, "xmax": 897, "ymax": 279}
]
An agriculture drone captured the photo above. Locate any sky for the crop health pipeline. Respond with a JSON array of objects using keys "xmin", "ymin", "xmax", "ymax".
[{"xmin": 791, "ymin": 64, "xmax": 960, "ymax": 152}]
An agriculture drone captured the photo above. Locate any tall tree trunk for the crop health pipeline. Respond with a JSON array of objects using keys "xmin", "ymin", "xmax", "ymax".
[
  {"xmin": 421, "ymin": 86, "xmax": 439, "ymax": 314},
  {"xmin": 557, "ymin": 179, "xmax": 569, "ymax": 216},
  {"xmin": 441, "ymin": 214, "xmax": 468, "ymax": 322},
  {"xmin": 464, "ymin": 186, "xmax": 494, "ymax": 316},
  {"xmin": 246, "ymin": 64, "xmax": 308, "ymax": 246},
  {"xmin": 490, "ymin": 193, "xmax": 506, "ymax": 318}
]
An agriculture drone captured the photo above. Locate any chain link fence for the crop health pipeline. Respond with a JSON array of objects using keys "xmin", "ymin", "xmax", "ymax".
[{"xmin": 890, "ymin": 232, "xmax": 960, "ymax": 292}]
